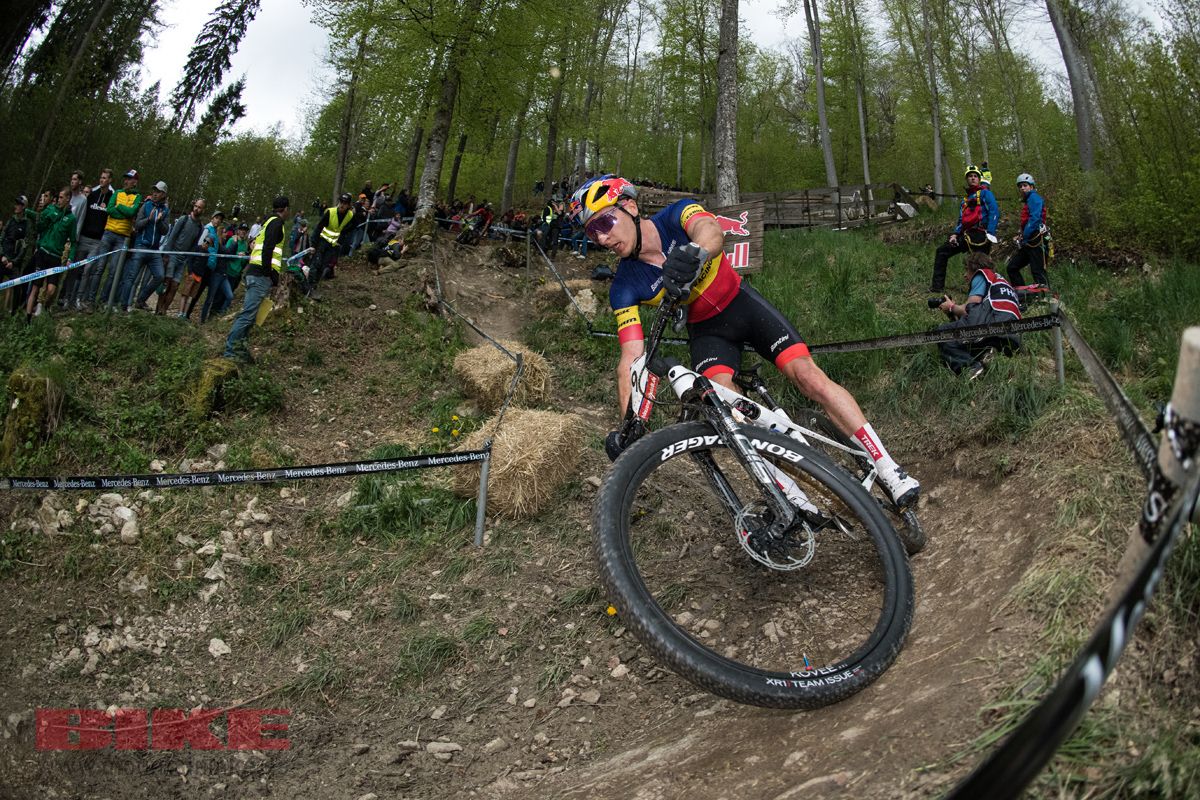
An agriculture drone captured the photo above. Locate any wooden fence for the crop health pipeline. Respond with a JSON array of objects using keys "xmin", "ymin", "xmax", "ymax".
[{"xmin": 636, "ymin": 183, "xmax": 906, "ymax": 231}]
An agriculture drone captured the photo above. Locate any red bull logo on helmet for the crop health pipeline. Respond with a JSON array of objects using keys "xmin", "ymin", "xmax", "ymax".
[{"xmin": 715, "ymin": 211, "xmax": 750, "ymax": 237}]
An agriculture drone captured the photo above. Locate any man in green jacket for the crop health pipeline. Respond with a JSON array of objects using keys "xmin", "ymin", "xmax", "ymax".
[{"xmin": 24, "ymin": 186, "xmax": 77, "ymax": 319}]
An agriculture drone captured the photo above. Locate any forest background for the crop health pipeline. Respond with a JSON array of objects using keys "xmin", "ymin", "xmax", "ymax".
[{"xmin": 1, "ymin": 0, "xmax": 1197, "ymax": 255}]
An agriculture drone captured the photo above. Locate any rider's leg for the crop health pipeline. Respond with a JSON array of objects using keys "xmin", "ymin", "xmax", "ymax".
[{"xmin": 779, "ymin": 356, "xmax": 920, "ymax": 506}]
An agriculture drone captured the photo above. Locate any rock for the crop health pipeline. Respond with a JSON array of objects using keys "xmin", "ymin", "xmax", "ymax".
[
  {"xmin": 261, "ymin": 530, "xmax": 275, "ymax": 549},
  {"xmin": 112, "ymin": 506, "xmax": 136, "ymax": 524},
  {"xmin": 198, "ymin": 584, "xmax": 220, "ymax": 603},
  {"xmin": 522, "ymin": 697, "xmax": 537, "ymax": 708},
  {"xmin": 208, "ymin": 638, "xmax": 231, "ymax": 657},
  {"xmin": 251, "ymin": 512, "xmax": 271, "ymax": 524},
  {"xmin": 204, "ymin": 560, "xmax": 226, "ymax": 582},
  {"xmin": 385, "ymin": 309, "xmax": 399, "ymax": 317},
  {"xmin": 425, "ymin": 741, "xmax": 462, "ymax": 754},
  {"xmin": 149, "ymin": 460, "xmax": 165, "ymax": 473},
  {"xmin": 585, "ymin": 476, "xmax": 602, "ymax": 489},
  {"xmin": 119, "ymin": 520, "xmax": 139, "ymax": 544},
  {"xmin": 557, "ymin": 688, "xmax": 578, "ymax": 708},
  {"xmin": 368, "ymin": 304, "xmax": 378, "ymax": 311},
  {"xmin": 483, "ymin": 736, "xmax": 509, "ymax": 754},
  {"xmin": 176, "ymin": 533, "xmax": 198, "ymax": 547},
  {"xmin": 356, "ymin": 794, "xmax": 379, "ymax": 800},
  {"xmin": 117, "ymin": 571, "xmax": 149, "ymax": 596},
  {"xmin": 335, "ymin": 490, "xmax": 354, "ymax": 508},
  {"xmin": 579, "ymin": 690, "xmax": 601, "ymax": 705},
  {"xmin": 351, "ymin": 743, "xmax": 370, "ymax": 756},
  {"xmin": 396, "ymin": 740, "xmax": 421, "ymax": 752},
  {"xmin": 506, "ymin": 687, "xmax": 519, "ymax": 705},
  {"xmin": 279, "ymin": 488, "xmax": 293, "ymax": 499},
  {"xmin": 207, "ymin": 443, "xmax": 229, "ymax": 460},
  {"xmin": 196, "ymin": 542, "xmax": 218, "ymax": 556},
  {"xmin": 610, "ymin": 664, "xmax": 630, "ymax": 679},
  {"xmin": 98, "ymin": 493, "xmax": 125, "ymax": 507},
  {"xmin": 331, "ymin": 610, "xmax": 353, "ymax": 622},
  {"xmin": 430, "ymin": 705, "xmax": 447, "ymax": 719},
  {"xmin": 533, "ymin": 732, "xmax": 551, "ymax": 746}
]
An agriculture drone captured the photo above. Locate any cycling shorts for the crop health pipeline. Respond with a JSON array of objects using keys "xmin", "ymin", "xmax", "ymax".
[{"xmin": 687, "ymin": 284, "xmax": 810, "ymax": 379}]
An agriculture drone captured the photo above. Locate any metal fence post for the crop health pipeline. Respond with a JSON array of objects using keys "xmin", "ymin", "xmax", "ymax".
[
  {"xmin": 1051, "ymin": 298, "xmax": 1065, "ymax": 387},
  {"xmin": 473, "ymin": 446, "xmax": 492, "ymax": 547},
  {"xmin": 104, "ymin": 245, "xmax": 129, "ymax": 310}
]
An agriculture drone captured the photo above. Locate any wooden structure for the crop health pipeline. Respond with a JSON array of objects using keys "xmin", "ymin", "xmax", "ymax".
[{"xmin": 634, "ymin": 183, "xmax": 911, "ymax": 232}]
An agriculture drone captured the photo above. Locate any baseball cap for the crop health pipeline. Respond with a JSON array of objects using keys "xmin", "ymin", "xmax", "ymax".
[
  {"xmin": 211, "ymin": 210, "xmax": 225, "ymax": 219},
  {"xmin": 154, "ymin": 180, "xmax": 168, "ymax": 192},
  {"xmin": 238, "ymin": 222, "xmax": 250, "ymax": 230},
  {"xmin": 124, "ymin": 169, "xmax": 139, "ymax": 179},
  {"xmin": 339, "ymin": 193, "xmax": 352, "ymax": 203},
  {"xmin": 15, "ymin": 194, "xmax": 27, "ymax": 206}
]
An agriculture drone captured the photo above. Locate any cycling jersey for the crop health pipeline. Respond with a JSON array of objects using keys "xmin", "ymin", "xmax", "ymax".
[{"xmin": 610, "ymin": 199, "xmax": 742, "ymax": 344}]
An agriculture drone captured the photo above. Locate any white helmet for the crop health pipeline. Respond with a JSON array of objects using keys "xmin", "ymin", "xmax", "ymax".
[{"xmin": 1016, "ymin": 173, "xmax": 1036, "ymax": 187}]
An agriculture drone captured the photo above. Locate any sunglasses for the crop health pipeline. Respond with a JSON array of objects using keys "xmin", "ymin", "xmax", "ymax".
[{"xmin": 584, "ymin": 208, "xmax": 620, "ymax": 244}]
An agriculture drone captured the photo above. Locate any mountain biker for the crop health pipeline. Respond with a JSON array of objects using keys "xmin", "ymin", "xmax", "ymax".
[
  {"xmin": 929, "ymin": 165, "xmax": 999, "ymax": 293},
  {"xmin": 572, "ymin": 175, "xmax": 920, "ymax": 507},
  {"xmin": 1005, "ymin": 173, "xmax": 1050, "ymax": 289}
]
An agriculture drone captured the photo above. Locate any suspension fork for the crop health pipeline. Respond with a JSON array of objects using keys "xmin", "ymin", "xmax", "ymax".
[{"xmin": 694, "ymin": 376, "xmax": 797, "ymax": 527}]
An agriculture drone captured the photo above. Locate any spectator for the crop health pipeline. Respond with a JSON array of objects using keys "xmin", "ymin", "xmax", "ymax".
[
  {"xmin": 248, "ymin": 216, "xmax": 262, "ymax": 240},
  {"xmin": 122, "ymin": 180, "xmax": 170, "ymax": 311},
  {"xmin": 181, "ymin": 208, "xmax": 224, "ymax": 320},
  {"xmin": 72, "ymin": 168, "xmax": 115, "ymax": 310},
  {"xmin": 928, "ymin": 164, "xmax": 998, "ymax": 293},
  {"xmin": 224, "ymin": 196, "xmax": 289, "ymax": 362},
  {"xmin": 97, "ymin": 169, "xmax": 144, "ymax": 310},
  {"xmin": 24, "ymin": 186, "xmax": 77, "ymax": 319},
  {"xmin": 58, "ymin": 169, "xmax": 89, "ymax": 307},
  {"xmin": 539, "ymin": 196, "xmax": 563, "ymax": 256},
  {"xmin": 347, "ymin": 194, "xmax": 369, "ymax": 255},
  {"xmin": 393, "ymin": 189, "xmax": 410, "ymax": 218},
  {"xmin": 311, "ymin": 193, "xmax": 354, "ymax": 297},
  {"xmin": 1, "ymin": 195, "xmax": 31, "ymax": 313},
  {"xmin": 1006, "ymin": 173, "xmax": 1051, "ymax": 289},
  {"xmin": 286, "ymin": 218, "xmax": 313, "ymax": 295},
  {"xmin": 225, "ymin": 222, "xmax": 251, "ymax": 296},
  {"xmin": 149, "ymin": 197, "xmax": 206, "ymax": 315},
  {"xmin": 932, "ymin": 251, "xmax": 1022, "ymax": 380},
  {"xmin": 373, "ymin": 183, "xmax": 392, "ymax": 217}
]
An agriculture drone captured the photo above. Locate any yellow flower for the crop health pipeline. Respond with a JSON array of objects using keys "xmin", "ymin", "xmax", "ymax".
[
  {"xmin": 431, "ymin": 427, "xmax": 440, "ymax": 433},
  {"xmin": 451, "ymin": 415, "xmax": 460, "ymax": 421},
  {"xmin": 606, "ymin": 605, "xmax": 618, "ymax": 616},
  {"xmin": 451, "ymin": 429, "xmax": 460, "ymax": 437}
]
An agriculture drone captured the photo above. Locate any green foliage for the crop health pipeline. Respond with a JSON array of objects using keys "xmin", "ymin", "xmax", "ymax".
[
  {"xmin": 337, "ymin": 465, "xmax": 475, "ymax": 546},
  {"xmin": 223, "ymin": 368, "xmax": 285, "ymax": 414}
]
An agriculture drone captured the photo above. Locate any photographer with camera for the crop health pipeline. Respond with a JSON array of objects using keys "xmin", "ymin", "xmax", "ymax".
[{"xmin": 931, "ymin": 251, "xmax": 1022, "ymax": 381}]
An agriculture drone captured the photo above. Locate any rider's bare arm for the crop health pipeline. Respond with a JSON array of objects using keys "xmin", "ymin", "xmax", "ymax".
[
  {"xmin": 683, "ymin": 214, "xmax": 725, "ymax": 259},
  {"xmin": 616, "ymin": 338, "xmax": 645, "ymax": 420}
]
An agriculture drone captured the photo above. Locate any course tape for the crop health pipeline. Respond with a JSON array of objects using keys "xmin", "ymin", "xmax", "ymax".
[
  {"xmin": 533, "ymin": 237, "xmax": 594, "ymax": 324},
  {"xmin": 947, "ymin": 466, "xmax": 1198, "ymax": 799},
  {"xmin": 589, "ymin": 313, "xmax": 1060, "ymax": 354},
  {"xmin": 0, "ymin": 250, "xmax": 112, "ymax": 293},
  {"xmin": 0, "ymin": 450, "xmax": 490, "ymax": 491},
  {"xmin": 1058, "ymin": 312, "xmax": 1157, "ymax": 480}
]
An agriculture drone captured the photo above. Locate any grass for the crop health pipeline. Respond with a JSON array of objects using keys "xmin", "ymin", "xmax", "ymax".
[{"xmin": 393, "ymin": 633, "xmax": 461, "ymax": 689}]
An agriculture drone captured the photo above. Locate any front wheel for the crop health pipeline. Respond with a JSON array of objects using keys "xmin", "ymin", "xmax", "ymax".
[{"xmin": 593, "ymin": 422, "xmax": 913, "ymax": 709}]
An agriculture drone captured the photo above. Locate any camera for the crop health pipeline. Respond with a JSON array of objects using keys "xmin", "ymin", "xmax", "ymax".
[{"xmin": 927, "ymin": 296, "xmax": 946, "ymax": 309}]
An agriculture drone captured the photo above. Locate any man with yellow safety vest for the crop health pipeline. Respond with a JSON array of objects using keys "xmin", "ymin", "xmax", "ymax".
[
  {"xmin": 223, "ymin": 196, "xmax": 289, "ymax": 362},
  {"xmin": 307, "ymin": 192, "xmax": 354, "ymax": 298}
]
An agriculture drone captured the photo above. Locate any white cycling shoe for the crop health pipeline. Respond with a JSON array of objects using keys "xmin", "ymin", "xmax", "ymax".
[{"xmin": 878, "ymin": 467, "xmax": 920, "ymax": 508}]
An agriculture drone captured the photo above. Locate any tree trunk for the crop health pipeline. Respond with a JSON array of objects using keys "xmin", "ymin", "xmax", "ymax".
[
  {"xmin": 415, "ymin": 0, "xmax": 487, "ymax": 218},
  {"xmin": 676, "ymin": 129, "xmax": 684, "ymax": 189},
  {"xmin": 333, "ymin": 10, "xmax": 372, "ymax": 201},
  {"xmin": 1045, "ymin": 0, "xmax": 1096, "ymax": 170},
  {"xmin": 404, "ymin": 123, "xmax": 423, "ymax": 197},
  {"xmin": 502, "ymin": 117, "xmax": 523, "ymax": 213},
  {"xmin": 543, "ymin": 45, "xmax": 566, "ymax": 199},
  {"xmin": 714, "ymin": 0, "xmax": 739, "ymax": 205},
  {"xmin": 446, "ymin": 133, "xmax": 467, "ymax": 203},
  {"xmin": 921, "ymin": 0, "xmax": 945, "ymax": 198},
  {"xmin": 803, "ymin": 0, "xmax": 838, "ymax": 187},
  {"xmin": 856, "ymin": 80, "xmax": 871, "ymax": 193},
  {"xmin": 961, "ymin": 125, "xmax": 971, "ymax": 165}
]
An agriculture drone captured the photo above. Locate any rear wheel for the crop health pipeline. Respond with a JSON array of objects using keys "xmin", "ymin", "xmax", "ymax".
[{"xmin": 593, "ymin": 422, "xmax": 913, "ymax": 709}]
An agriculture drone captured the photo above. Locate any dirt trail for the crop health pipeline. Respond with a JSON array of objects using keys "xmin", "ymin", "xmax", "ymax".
[{"xmin": 0, "ymin": 238, "xmax": 1056, "ymax": 799}]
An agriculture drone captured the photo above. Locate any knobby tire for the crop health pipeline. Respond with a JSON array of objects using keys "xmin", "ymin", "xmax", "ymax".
[{"xmin": 593, "ymin": 422, "xmax": 914, "ymax": 709}]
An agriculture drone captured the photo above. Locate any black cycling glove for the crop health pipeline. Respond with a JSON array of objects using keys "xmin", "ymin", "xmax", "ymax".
[{"xmin": 662, "ymin": 242, "xmax": 708, "ymax": 300}]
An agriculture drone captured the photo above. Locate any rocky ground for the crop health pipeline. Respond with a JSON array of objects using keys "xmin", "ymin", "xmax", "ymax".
[{"xmin": 0, "ymin": 233, "xmax": 1146, "ymax": 799}]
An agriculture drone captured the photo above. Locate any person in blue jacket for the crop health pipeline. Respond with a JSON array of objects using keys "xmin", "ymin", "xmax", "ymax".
[
  {"xmin": 929, "ymin": 165, "xmax": 999, "ymax": 292},
  {"xmin": 1006, "ymin": 173, "xmax": 1050, "ymax": 288}
]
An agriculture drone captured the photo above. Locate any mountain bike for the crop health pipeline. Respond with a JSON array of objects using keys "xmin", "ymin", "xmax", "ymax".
[{"xmin": 593, "ymin": 303, "xmax": 914, "ymax": 709}]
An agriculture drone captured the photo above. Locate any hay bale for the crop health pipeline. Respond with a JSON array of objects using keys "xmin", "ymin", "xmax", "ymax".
[
  {"xmin": 1, "ymin": 364, "xmax": 65, "ymax": 468},
  {"xmin": 452, "ymin": 340, "xmax": 551, "ymax": 412},
  {"xmin": 451, "ymin": 408, "xmax": 585, "ymax": 518}
]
